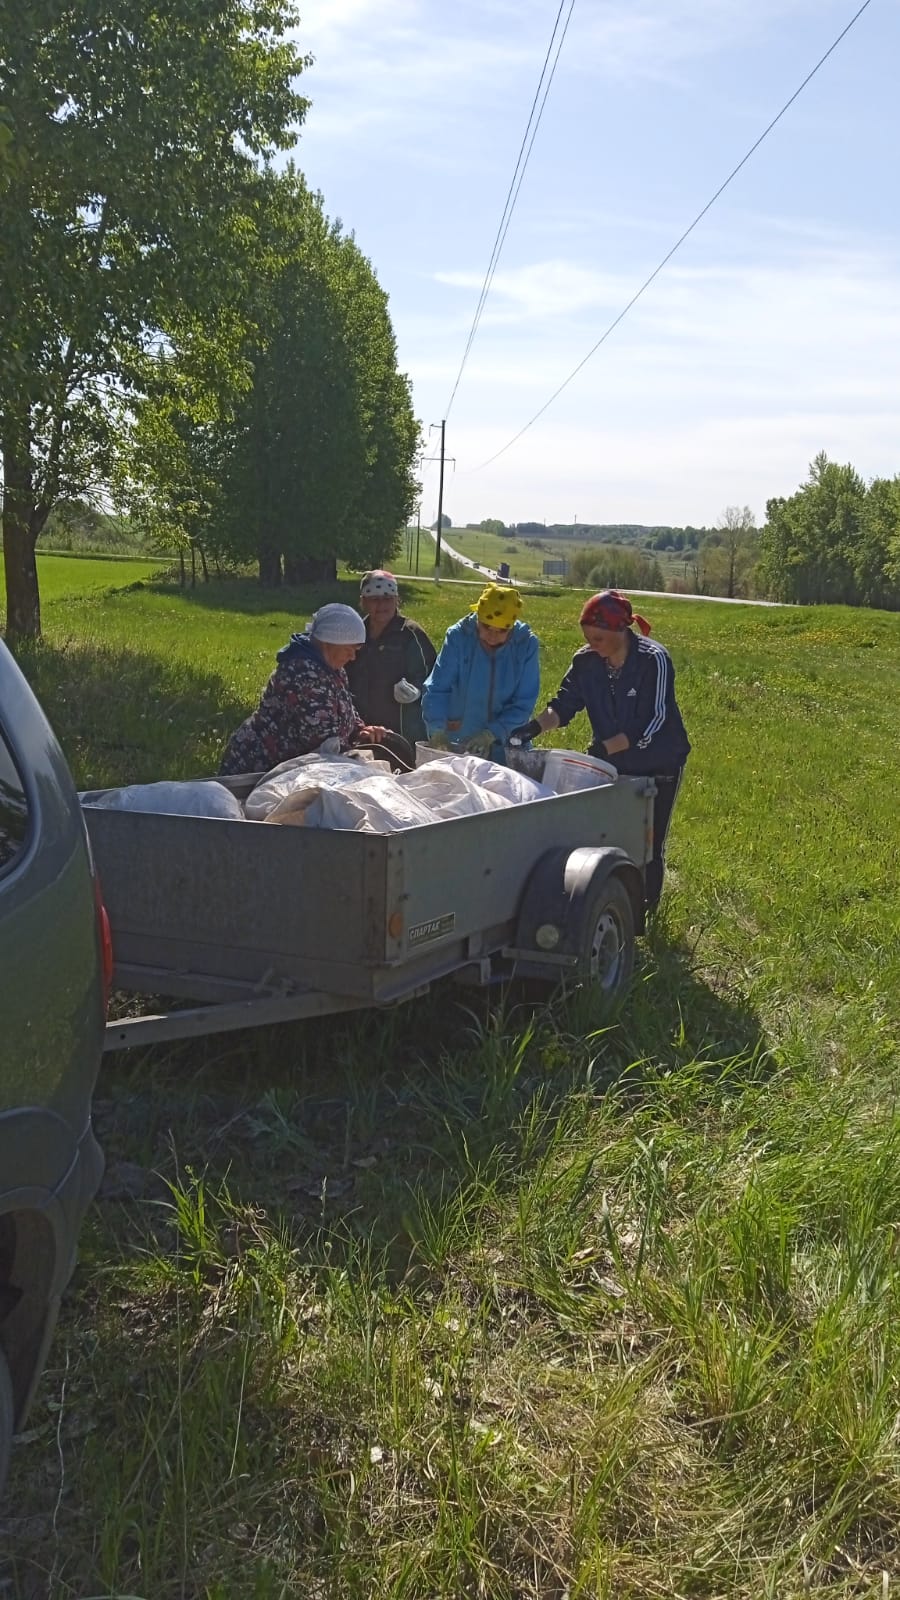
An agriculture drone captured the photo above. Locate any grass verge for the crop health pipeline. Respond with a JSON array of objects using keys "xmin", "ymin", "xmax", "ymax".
[{"xmin": 1, "ymin": 573, "xmax": 898, "ymax": 1597}]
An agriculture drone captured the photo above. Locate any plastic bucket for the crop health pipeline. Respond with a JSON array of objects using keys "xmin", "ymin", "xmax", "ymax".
[
  {"xmin": 542, "ymin": 749, "xmax": 617, "ymax": 793},
  {"xmin": 506, "ymin": 746, "xmax": 548, "ymax": 783}
]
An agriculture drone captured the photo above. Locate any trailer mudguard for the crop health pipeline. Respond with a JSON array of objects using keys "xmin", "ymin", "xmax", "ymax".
[{"xmin": 512, "ymin": 845, "xmax": 645, "ymax": 974}]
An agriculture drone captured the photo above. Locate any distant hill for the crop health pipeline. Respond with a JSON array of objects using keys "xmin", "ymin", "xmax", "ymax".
[
  {"xmin": 466, "ymin": 521, "xmax": 710, "ymax": 550},
  {"xmin": 514, "ymin": 523, "xmax": 703, "ymax": 544}
]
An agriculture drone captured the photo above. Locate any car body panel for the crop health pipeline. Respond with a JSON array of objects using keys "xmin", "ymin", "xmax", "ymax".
[{"xmin": 0, "ymin": 640, "xmax": 106, "ymax": 1432}]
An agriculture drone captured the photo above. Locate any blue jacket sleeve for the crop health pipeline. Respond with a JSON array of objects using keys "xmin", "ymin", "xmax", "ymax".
[
  {"xmin": 487, "ymin": 632, "xmax": 541, "ymax": 741},
  {"xmin": 421, "ymin": 631, "xmax": 459, "ymax": 732},
  {"xmin": 548, "ymin": 656, "xmax": 586, "ymax": 728}
]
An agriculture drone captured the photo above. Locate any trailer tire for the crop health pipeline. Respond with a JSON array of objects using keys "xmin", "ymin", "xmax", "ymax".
[
  {"xmin": 511, "ymin": 847, "xmax": 641, "ymax": 1004},
  {"xmin": 574, "ymin": 872, "xmax": 635, "ymax": 996},
  {"xmin": 0, "ymin": 1344, "xmax": 13, "ymax": 1500}
]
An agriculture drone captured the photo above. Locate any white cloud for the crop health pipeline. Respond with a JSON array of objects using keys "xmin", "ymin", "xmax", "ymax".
[
  {"xmin": 295, "ymin": 0, "xmax": 827, "ymax": 142},
  {"xmin": 435, "ymin": 408, "xmax": 900, "ymax": 528},
  {"xmin": 296, "ymin": 0, "xmax": 534, "ymax": 143},
  {"xmin": 414, "ymin": 254, "xmax": 900, "ymax": 400},
  {"xmin": 288, "ymin": 0, "xmax": 897, "ymax": 525},
  {"xmin": 405, "ymin": 227, "xmax": 900, "ymax": 523},
  {"xmin": 571, "ymin": 0, "xmax": 824, "ymax": 84},
  {"xmin": 436, "ymin": 261, "xmax": 627, "ymax": 320}
]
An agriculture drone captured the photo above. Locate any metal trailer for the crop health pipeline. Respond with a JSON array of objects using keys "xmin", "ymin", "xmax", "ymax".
[{"xmin": 82, "ymin": 770, "xmax": 655, "ymax": 1053}]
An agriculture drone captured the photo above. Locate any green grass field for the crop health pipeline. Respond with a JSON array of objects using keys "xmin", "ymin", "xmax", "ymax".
[
  {"xmin": 33, "ymin": 551, "xmax": 168, "ymax": 600},
  {"xmin": 3, "ymin": 559, "xmax": 900, "ymax": 1598}
]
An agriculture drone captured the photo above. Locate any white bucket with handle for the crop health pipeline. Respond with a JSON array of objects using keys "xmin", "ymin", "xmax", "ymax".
[{"xmin": 542, "ymin": 749, "xmax": 617, "ymax": 793}]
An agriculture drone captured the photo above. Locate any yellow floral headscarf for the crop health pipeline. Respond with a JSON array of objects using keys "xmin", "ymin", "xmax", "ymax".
[{"xmin": 472, "ymin": 584, "xmax": 522, "ymax": 629}]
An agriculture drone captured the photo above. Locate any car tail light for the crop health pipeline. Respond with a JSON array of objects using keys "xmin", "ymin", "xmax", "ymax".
[{"xmin": 93, "ymin": 874, "xmax": 114, "ymax": 1015}]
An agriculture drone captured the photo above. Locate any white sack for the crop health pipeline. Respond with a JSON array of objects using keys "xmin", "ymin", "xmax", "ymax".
[
  {"xmin": 265, "ymin": 786, "xmax": 369, "ymax": 830},
  {"xmin": 396, "ymin": 765, "xmax": 514, "ymax": 820},
  {"xmin": 245, "ymin": 751, "xmax": 387, "ymax": 821},
  {"xmin": 265, "ymin": 772, "xmax": 438, "ymax": 832},
  {"xmin": 83, "ymin": 780, "xmax": 245, "ymax": 820},
  {"xmin": 440, "ymin": 753, "xmax": 554, "ymax": 804}
]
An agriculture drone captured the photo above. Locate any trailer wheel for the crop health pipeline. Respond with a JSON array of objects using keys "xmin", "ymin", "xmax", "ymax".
[
  {"xmin": 575, "ymin": 873, "xmax": 635, "ymax": 995},
  {"xmin": 0, "ymin": 1345, "xmax": 13, "ymax": 1499}
]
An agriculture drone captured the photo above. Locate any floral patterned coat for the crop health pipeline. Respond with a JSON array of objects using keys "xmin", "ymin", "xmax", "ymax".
[{"xmin": 219, "ymin": 634, "xmax": 363, "ymax": 776}]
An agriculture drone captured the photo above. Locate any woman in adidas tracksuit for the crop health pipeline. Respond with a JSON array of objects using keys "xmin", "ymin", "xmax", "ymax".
[{"xmin": 510, "ymin": 590, "xmax": 690, "ymax": 909}]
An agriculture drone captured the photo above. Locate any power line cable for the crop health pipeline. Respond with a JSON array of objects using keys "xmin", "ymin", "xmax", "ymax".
[
  {"xmin": 473, "ymin": 0, "xmax": 875, "ymax": 470},
  {"xmin": 487, "ymin": 6, "xmax": 576, "ymax": 329},
  {"xmin": 445, "ymin": 0, "xmax": 568, "ymax": 417},
  {"xmin": 444, "ymin": 0, "xmax": 575, "ymax": 420}
]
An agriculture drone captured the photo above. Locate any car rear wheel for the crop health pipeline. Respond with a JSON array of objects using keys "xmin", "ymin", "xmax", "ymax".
[{"xmin": 0, "ymin": 1344, "xmax": 13, "ymax": 1498}]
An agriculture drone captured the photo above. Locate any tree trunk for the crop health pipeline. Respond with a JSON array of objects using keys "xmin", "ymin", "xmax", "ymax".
[
  {"xmin": 283, "ymin": 554, "xmax": 337, "ymax": 584},
  {"xmin": 2, "ymin": 517, "xmax": 42, "ymax": 644},
  {"xmin": 198, "ymin": 545, "xmax": 210, "ymax": 582},
  {"xmin": 1, "ymin": 434, "xmax": 42, "ymax": 643},
  {"xmin": 258, "ymin": 547, "xmax": 283, "ymax": 587},
  {"xmin": 178, "ymin": 549, "xmax": 186, "ymax": 587}
]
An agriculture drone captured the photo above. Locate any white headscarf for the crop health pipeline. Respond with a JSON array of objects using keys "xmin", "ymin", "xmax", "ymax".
[{"xmin": 306, "ymin": 603, "xmax": 367, "ymax": 645}]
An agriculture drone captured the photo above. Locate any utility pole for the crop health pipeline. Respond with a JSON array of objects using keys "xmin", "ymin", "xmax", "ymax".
[
  {"xmin": 431, "ymin": 420, "xmax": 446, "ymax": 581},
  {"xmin": 415, "ymin": 502, "xmax": 421, "ymax": 574},
  {"xmin": 423, "ymin": 422, "xmax": 455, "ymax": 584}
]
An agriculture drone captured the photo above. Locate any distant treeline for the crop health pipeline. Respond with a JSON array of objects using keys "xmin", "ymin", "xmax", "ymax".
[
  {"xmin": 760, "ymin": 454, "xmax": 899, "ymax": 609},
  {"xmin": 470, "ymin": 460, "xmax": 900, "ymax": 610}
]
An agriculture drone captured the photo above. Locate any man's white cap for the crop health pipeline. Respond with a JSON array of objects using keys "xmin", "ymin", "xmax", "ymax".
[{"xmin": 308, "ymin": 603, "xmax": 367, "ymax": 645}]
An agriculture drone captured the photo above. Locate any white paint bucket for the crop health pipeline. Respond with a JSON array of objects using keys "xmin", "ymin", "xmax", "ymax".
[{"xmin": 542, "ymin": 749, "xmax": 617, "ymax": 793}]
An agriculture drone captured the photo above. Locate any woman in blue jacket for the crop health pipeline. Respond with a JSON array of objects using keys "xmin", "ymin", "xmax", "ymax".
[
  {"xmin": 422, "ymin": 584, "xmax": 540, "ymax": 764},
  {"xmin": 511, "ymin": 590, "xmax": 690, "ymax": 907}
]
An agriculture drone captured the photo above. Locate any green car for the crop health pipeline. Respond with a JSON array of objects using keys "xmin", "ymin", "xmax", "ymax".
[{"xmin": 0, "ymin": 639, "xmax": 110, "ymax": 1495}]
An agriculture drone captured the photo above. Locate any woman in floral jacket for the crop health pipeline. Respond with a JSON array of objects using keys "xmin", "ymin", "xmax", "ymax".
[{"xmin": 220, "ymin": 604, "xmax": 388, "ymax": 776}]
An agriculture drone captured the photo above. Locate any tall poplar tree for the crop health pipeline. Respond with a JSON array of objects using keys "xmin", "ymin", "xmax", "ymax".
[{"xmin": 0, "ymin": 0, "xmax": 308, "ymax": 639}]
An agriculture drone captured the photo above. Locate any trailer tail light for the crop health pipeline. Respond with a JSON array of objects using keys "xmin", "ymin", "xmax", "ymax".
[{"xmin": 94, "ymin": 875, "xmax": 114, "ymax": 1015}]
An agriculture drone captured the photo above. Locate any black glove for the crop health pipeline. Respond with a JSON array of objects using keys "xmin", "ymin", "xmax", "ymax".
[{"xmin": 507, "ymin": 719, "xmax": 542, "ymax": 746}]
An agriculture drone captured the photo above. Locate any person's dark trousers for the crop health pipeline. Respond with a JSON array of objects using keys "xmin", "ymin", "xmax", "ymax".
[{"xmin": 646, "ymin": 768, "xmax": 686, "ymax": 910}]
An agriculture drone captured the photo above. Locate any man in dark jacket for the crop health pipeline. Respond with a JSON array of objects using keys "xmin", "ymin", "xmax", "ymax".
[
  {"xmin": 346, "ymin": 571, "xmax": 437, "ymax": 746},
  {"xmin": 511, "ymin": 590, "xmax": 690, "ymax": 908}
]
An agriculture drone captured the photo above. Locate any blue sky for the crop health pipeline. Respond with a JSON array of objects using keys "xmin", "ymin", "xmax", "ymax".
[{"xmin": 292, "ymin": 0, "xmax": 899, "ymax": 529}]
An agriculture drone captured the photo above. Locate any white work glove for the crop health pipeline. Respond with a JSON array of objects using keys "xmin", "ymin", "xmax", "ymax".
[{"xmin": 393, "ymin": 678, "xmax": 421, "ymax": 704}]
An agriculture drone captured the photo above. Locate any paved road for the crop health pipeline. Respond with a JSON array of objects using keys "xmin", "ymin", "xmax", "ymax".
[
  {"xmin": 407, "ymin": 528, "xmax": 783, "ymax": 607},
  {"xmin": 421, "ymin": 526, "xmax": 501, "ymax": 581}
]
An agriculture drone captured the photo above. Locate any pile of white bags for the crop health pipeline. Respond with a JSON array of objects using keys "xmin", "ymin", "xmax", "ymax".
[
  {"xmin": 249, "ymin": 757, "xmax": 437, "ymax": 831},
  {"xmin": 82, "ymin": 750, "xmax": 556, "ymax": 834},
  {"xmin": 245, "ymin": 749, "xmax": 553, "ymax": 832}
]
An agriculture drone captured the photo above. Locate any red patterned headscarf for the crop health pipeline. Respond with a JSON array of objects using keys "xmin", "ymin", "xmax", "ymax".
[{"xmin": 579, "ymin": 589, "xmax": 651, "ymax": 636}]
